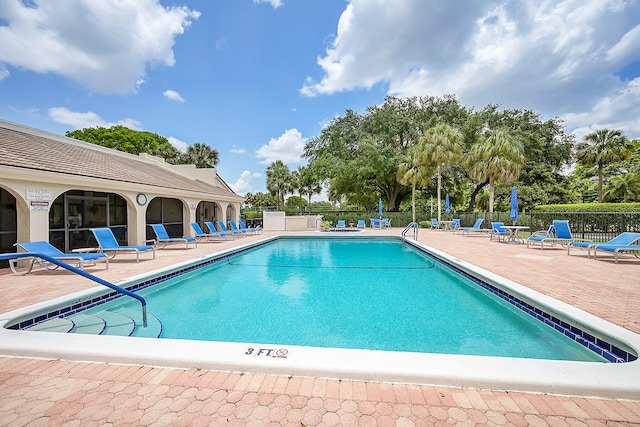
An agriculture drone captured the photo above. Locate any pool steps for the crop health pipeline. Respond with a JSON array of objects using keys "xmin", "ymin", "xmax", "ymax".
[
  {"xmin": 27, "ymin": 309, "xmax": 161, "ymax": 338},
  {"xmin": 28, "ymin": 317, "xmax": 73, "ymax": 333}
]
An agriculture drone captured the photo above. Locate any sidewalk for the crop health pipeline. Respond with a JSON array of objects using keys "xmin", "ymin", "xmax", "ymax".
[{"xmin": 1, "ymin": 228, "xmax": 639, "ymax": 426}]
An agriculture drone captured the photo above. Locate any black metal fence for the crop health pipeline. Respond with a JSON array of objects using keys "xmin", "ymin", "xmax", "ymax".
[{"xmin": 318, "ymin": 211, "xmax": 640, "ymax": 242}]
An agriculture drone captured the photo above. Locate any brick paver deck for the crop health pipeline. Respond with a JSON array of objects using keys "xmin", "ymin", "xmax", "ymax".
[{"xmin": 1, "ymin": 228, "xmax": 639, "ymax": 426}]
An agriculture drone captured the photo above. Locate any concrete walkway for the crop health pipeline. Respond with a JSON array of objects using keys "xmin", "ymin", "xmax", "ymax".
[{"xmin": 1, "ymin": 228, "xmax": 639, "ymax": 426}]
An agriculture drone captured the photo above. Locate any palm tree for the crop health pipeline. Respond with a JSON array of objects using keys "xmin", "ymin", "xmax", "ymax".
[
  {"xmin": 603, "ymin": 172, "xmax": 640, "ymax": 202},
  {"xmin": 290, "ymin": 167, "xmax": 304, "ymax": 213},
  {"xmin": 575, "ymin": 129, "xmax": 634, "ymax": 202},
  {"xmin": 266, "ymin": 160, "xmax": 291, "ymax": 211},
  {"xmin": 183, "ymin": 142, "xmax": 220, "ymax": 168},
  {"xmin": 298, "ymin": 165, "xmax": 323, "ymax": 210},
  {"xmin": 397, "ymin": 146, "xmax": 435, "ymax": 223},
  {"xmin": 419, "ymin": 123, "xmax": 464, "ymax": 222},
  {"xmin": 465, "ymin": 128, "xmax": 525, "ymax": 217}
]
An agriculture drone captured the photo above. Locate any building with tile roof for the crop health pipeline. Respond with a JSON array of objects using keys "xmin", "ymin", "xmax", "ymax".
[{"xmin": 0, "ymin": 119, "xmax": 243, "ymax": 259}]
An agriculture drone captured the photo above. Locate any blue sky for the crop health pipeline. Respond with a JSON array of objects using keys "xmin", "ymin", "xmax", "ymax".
[{"xmin": 1, "ymin": 0, "xmax": 639, "ymax": 198}]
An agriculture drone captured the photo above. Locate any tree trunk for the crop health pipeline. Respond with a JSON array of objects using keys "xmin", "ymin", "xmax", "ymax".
[
  {"xmin": 436, "ymin": 163, "xmax": 442, "ymax": 222},
  {"xmin": 382, "ymin": 181, "xmax": 404, "ymax": 211},
  {"xmin": 488, "ymin": 177, "xmax": 495, "ymax": 222},
  {"xmin": 598, "ymin": 165, "xmax": 603, "ymax": 203},
  {"xmin": 411, "ymin": 183, "xmax": 416, "ymax": 223},
  {"xmin": 465, "ymin": 180, "xmax": 488, "ymax": 212}
]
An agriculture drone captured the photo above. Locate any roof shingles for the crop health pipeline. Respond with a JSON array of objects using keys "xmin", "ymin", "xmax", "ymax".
[{"xmin": 0, "ymin": 124, "xmax": 239, "ymax": 198}]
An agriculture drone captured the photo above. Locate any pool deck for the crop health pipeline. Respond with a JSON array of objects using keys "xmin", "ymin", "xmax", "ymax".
[{"xmin": 1, "ymin": 227, "xmax": 639, "ymax": 426}]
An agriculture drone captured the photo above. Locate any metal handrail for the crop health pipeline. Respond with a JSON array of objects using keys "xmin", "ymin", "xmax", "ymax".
[
  {"xmin": 1, "ymin": 252, "xmax": 147, "ymax": 327},
  {"xmin": 402, "ymin": 222, "xmax": 419, "ymax": 241}
]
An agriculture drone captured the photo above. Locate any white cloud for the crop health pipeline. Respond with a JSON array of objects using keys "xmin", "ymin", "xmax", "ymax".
[
  {"xmin": 563, "ymin": 77, "xmax": 640, "ymax": 141},
  {"xmin": 0, "ymin": 0, "xmax": 200, "ymax": 94},
  {"xmin": 301, "ymin": 0, "xmax": 640, "ymax": 136},
  {"xmin": 0, "ymin": 66, "xmax": 9, "ymax": 80},
  {"xmin": 230, "ymin": 147, "xmax": 247, "ymax": 154},
  {"xmin": 163, "ymin": 89, "xmax": 185, "ymax": 102},
  {"xmin": 9, "ymin": 105, "xmax": 39, "ymax": 114},
  {"xmin": 230, "ymin": 170, "xmax": 262, "ymax": 195},
  {"xmin": 606, "ymin": 24, "xmax": 640, "ymax": 66},
  {"xmin": 253, "ymin": 0, "xmax": 284, "ymax": 9},
  {"xmin": 167, "ymin": 136, "xmax": 189, "ymax": 152},
  {"xmin": 255, "ymin": 128, "xmax": 306, "ymax": 165},
  {"xmin": 48, "ymin": 107, "xmax": 141, "ymax": 130}
]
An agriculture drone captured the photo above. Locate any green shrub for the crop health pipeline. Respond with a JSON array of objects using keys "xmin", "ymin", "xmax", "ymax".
[{"xmin": 533, "ymin": 203, "xmax": 640, "ymax": 213}]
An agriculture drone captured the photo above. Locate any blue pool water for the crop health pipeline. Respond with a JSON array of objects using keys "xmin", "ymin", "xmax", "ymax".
[{"xmin": 91, "ymin": 238, "xmax": 603, "ymax": 362}]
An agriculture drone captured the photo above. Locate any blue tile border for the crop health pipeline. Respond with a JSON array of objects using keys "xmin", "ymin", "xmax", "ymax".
[{"xmin": 7, "ymin": 236, "xmax": 637, "ymax": 364}]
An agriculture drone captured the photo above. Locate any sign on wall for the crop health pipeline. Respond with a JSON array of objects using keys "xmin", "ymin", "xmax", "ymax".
[
  {"xmin": 29, "ymin": 201, "xmax": 50, "ymax": 212},
  {"xmin": 26, "ymin": 189, "xmax": 52, "ymax": 212},
  {"xmin": 26, "ymin": 189, "xmax": 52, "ymax": 201}
]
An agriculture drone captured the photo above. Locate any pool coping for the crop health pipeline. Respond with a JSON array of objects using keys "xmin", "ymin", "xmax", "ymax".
[{"xmin": 1, "ymin": 235, "xmax": 639, "ymax": 399}]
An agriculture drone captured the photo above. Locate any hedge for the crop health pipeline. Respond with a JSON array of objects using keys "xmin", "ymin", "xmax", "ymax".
[{"xmin": 532, "ymin": 203, "xmax": 640, "ymax": 213}]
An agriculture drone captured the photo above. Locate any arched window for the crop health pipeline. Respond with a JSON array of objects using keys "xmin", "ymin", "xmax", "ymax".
[{"xmin": 49, "ymin": 190, "xmax": 127, "ymax": 252}]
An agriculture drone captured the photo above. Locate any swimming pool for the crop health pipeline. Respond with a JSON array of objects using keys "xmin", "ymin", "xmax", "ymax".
[
  {"xmin": 1, "ymin": 235, "xmax": 639, "ymax": 398},
  {"xmin": 61, "ymin": 238, "xmax": 601, "ymax": 361}
]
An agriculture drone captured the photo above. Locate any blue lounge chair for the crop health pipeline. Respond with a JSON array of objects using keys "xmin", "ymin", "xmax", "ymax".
[
  {"xmin": 356, "ymin": 219, "xmax": 366, "ymax": 228},
  {"xmin": 229, "ymin": 220, "xmax": 251, "ymax": 235},
  {"xmin": 336, "ymin": 220, "xmax": 346, "ymax": 228},
  {"xmin": 526, "ymin": 224, "xmax": 555, "ymax": 248},
  {"xmin": 569, "ymin": 232, "xmax": 640, "ymax": 262},
  {"xmin": 11, "ymin": 241, "xmax": 108, "ymax": 275},
  {"xmin": 490, "ymin": 222, "xmax": 509, "ymax": 242},
  {"xmin": 370, "ymin": 218, "xmax": 382, "ymax": 228},
  {"xmin": 191, "ymin": 222, "xmax": 225, "ymax": 241},
  {"xmin": 204, "ymin": 221, "xmax": 235, "ymax": 239},
  {"xmin": 382, "ymin": 218, "xmax": 391, "ymax": 228},
  {"xmin": 529, "ymin": 220, "xmax": 591, "ymax": 249},
  {"xmin": 217, "ymin": 220, "xmax": 243, "ymax": 237},
  {"xmin": 451, "ymin": 219, "xmax": 460, "ymax": 231},
  {"xmin": 430, "ymin": 218, "xmax": 440, "ymax": 230},
  {"xmin": 91, "ymin": 227, "xmax": 155, "ymax": 262},
  {"xmin": 239, "ymin": 220, "xmax": 262, "ymax": 234},
  {"xmin": 150, "ymin": 224, "xmax": 197, "ymax": 249},
  {"xmin": 461, "ymin": 219, "xmax": 490, "ymax": 236}
]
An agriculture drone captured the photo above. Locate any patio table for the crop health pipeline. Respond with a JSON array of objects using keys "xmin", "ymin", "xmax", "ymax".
[{"xmin": 501, "ymin": 225, "xmax": 530, "ymax": 244}]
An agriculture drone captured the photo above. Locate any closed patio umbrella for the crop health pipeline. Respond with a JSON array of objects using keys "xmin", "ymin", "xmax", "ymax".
[
  {"xmin": 510, "ymin": 187, "xmax": 519, "ymax": 224},
  {"xmin": 378, "ymin": 198, "xmax": 383, "ymax": 219},
  {"xmin": 445, "ymin": 194, "xmax": 450, "ymax": 215}
]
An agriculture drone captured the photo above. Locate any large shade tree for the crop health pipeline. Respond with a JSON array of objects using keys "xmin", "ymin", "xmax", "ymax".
[
  {"xmin": 465, "ymin": 128, "xmax": 525, "ymax": 216},
  {"xmin": 66, "ymin": 125, "xmax": 181, "ymax": 163},
  {"xmin": 419, "ymin": 123, "xmax": 464, "ymax": 222},
  {"xmin": 304, "ymin": 95, "xmax": 468, "ymax": 212},
  {"xmin": 575, "ymin": 129, "xmax": 635, "ymax": 202}
]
